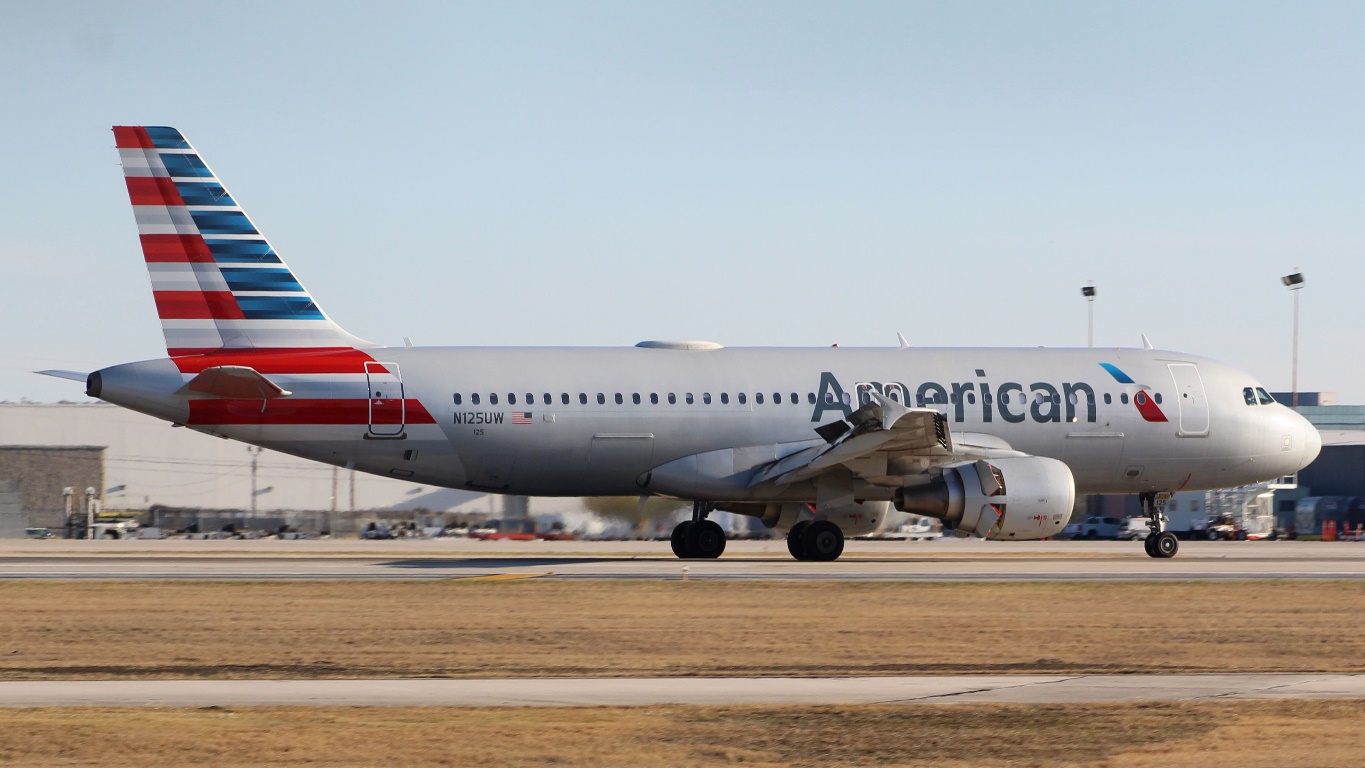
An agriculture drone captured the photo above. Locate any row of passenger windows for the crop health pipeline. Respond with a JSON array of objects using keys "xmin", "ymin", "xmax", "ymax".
[
  {"xmin": 455, "ymin": 391, "xmax": 822, "ymax": 407},
  {"xmin": 451, "ymin": 390, "xmax": 1163, "ymax": 407}
]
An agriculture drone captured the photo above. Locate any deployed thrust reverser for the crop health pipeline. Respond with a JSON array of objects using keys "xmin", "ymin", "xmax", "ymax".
[{"xmin": 893, "ymin": 457, "xmax": 1074, "ymax": 540}]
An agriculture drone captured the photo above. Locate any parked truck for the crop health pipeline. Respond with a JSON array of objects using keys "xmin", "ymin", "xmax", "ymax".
[{"xmin": 1062, "ymin": 516, "xmax": 1126, "ymax": 539}]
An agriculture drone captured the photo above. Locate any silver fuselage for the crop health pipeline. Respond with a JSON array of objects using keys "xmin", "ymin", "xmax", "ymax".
[{"xmin": 94, "ymin": 345, "xmax": 1321, "ymax": 502}]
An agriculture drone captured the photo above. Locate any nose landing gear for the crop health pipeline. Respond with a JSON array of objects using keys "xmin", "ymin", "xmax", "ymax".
[
  {"xmin": 1140, "ymin": 491, "xmax": 1179, "ymax": 559},
  {"xmin": 1143, "ymin": 530, "xmax": 1179, "ymax": 558}
]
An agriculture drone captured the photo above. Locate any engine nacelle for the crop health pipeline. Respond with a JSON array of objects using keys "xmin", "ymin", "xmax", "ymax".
[
  {"xmin": 752, "ymin": 501, "xmax": 890, "ymax": 538},
  {"xmin": 892, "ymin": 457, "xmax": 1074, "ymax": 540}
]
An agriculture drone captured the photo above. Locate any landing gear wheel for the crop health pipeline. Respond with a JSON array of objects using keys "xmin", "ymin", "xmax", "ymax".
[
  {"xmin": 802, "ymin": 520, "xmax": 845, "ymax": 562},
  {"xmin": 1151, "ymin": 531, "xmax": 1179, "ymax": 559},
  {"xmin": 787, "ymin": 521, "xmax": 810, "ymax": 560},
  {"xmin": 686, "ymin": 519, "xmax": 726, "ymax": 559},
  {"xmin": 670, "ymin": 521, "xmax": 693, "ymax": 559},
  {"xmin": 1139, "ymin": 491, "xmax": 1176, "ymax": 558}
]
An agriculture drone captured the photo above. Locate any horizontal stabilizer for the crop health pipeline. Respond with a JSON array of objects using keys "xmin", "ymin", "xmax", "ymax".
[
  {"xmin": 36, "ymin": 370, "xmax": 89, "ymax": 382},
  {"xmin": 177, "ymin": 365, "xmax": 292, "ymax": 400}
]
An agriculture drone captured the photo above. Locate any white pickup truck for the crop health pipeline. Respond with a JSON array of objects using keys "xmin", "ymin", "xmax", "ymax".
[{"xmin": 1062, "ymin": 516, "xmax": 1126, "ymax": 540}]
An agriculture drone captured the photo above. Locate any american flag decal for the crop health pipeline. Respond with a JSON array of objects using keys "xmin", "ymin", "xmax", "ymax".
[{"xmin": 512, "ymin": 411, "xmax": 533, "ymax": 425}]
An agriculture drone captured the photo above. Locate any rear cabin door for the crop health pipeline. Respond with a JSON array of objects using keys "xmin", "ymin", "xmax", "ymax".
[
  {"xmin": 365, "ymin": 362, "xmax": 405, "ymax": 437},
  {"xmin": 1168, "ymin": 363, "xmax": 1210, "ymax": 437}
]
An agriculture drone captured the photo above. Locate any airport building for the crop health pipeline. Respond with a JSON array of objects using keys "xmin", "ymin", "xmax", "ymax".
[{"xmin": 0, "ymin": 403, "xmax": 497, "ymax": 534}]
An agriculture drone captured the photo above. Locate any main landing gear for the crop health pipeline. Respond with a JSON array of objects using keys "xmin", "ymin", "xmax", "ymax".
[
  {"xmin": 786, "ymin": 520, "xmax": 845, "ymax": 562},
  {"xmin": 668, "ymin": 502, "xmax": 849, "ymax": 562},
  {"xmin": 1140, "ymin": 491, "xmax": 1179, "ymax": 559},
  {"xmin": 670, "ymin": 502, "xmax": 726, "ymax": 559}
]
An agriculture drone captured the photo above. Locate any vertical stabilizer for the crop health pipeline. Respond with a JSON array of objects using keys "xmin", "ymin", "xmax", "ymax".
[{"xmin": 113, "ymin": 126, "xmax": 372, "ymax": 356}]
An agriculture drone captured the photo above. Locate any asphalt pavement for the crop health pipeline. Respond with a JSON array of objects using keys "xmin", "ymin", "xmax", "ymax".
[
  {"xmin": 3, "ymin": 674, "xmax": 1363, "ymax": 707},
  {"xmin": 2, "ymin": 539, "xmax": 1364, "ymax": 581}
]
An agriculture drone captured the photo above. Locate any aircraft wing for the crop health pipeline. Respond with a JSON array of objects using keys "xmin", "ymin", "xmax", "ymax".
[{"xmin": 750, "ymin": 392, "xmax": 955, "ymax": 487}]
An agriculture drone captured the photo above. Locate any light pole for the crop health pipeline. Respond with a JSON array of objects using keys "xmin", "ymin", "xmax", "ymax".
[
  {"xmin": 62, "ymin": 487, "xmax": 74, "ymax": 539},
  {"xmin": 1081, "ymin": 283, "xmax": 1096, "ymax": 347},
  {"xmin": 1281, "ymin": 271, "xmax": 1304, "ymax": 408},
  {"xmin": 84, "ymin": 487, "xmax": 97, "ymax": 540},
  {"xmin": 248, "ymin": 446, "xmax": 263, "ymax": 517}
]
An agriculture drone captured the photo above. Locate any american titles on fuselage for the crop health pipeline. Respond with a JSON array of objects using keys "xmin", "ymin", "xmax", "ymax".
[{"xmin": 815, "ymin": 371, "xmax": 1115, "ymax": 424}]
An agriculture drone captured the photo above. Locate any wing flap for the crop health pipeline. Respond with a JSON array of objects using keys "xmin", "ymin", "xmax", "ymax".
[{"xmin": 754, "ymin": 392, "xmax": 953, "ymax": 487}]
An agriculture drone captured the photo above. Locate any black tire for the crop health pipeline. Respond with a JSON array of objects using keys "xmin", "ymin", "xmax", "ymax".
[
  {"xmin": 1154, "ymin": 531, "xmax": 1179, "ymax": 558},
  {"xmin": 787, "ymin": 521, "xmax": 810, "ymax": 560},
  {"xmin": 670, "ymin": 521, "xmax": 692, "ymax": 559},
  {"xmin": 1086, "ymin": 530, "xmax": 1098, "ymax": 540},
  {"xmin": 1207, "ymin": 529, "xmax": 1220, "ymax": 541},
  {"xmin": 686, "ymin": 519, "xmax": 726, "ymax": 559},
  {"xmin": 802, "ymin": 520, "xmax": 845, "ymax": 562},
  {"xmin": 1235, "ymin": 530, "xmax": 1247, "ymax": 541},
  {"xmin": 1143, "ymin": 533, "xmax": 1157, "ymax": 557}
]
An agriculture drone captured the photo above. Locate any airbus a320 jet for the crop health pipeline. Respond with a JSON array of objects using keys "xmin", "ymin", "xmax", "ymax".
[{"xmin": 41, "ymin": 127, "xmax": 1322, "ymax": 561}]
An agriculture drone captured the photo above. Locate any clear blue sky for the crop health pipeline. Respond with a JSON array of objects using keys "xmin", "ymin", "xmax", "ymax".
[{"xmin": 2, "ymin": 1, "xmax": 1362, "ymax": 402}]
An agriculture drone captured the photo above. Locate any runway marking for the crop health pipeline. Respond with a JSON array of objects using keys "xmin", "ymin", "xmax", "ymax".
[{"xmin": 446, "ymin": 573, "xmax": 552, "ymax": 583}]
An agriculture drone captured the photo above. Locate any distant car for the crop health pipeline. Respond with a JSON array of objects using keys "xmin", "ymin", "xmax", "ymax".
[
  {"xmin": 879, "ymin": 517, "xmax": 942, "ymax": 541},
  {"xmin": 1116, "ymin": 518, "xmax": 1151, "ymax": 540},
  {"xmin": 24, "ymin": 527, "xmax": 53, "ymax": 539},
  {"xmin": 1062, "ymin": 516, "xmax": 1125, "ymax": 540},
  {"xmin": 359, "ymin": 522, "xmax": 395, "ymax": 540},
  {"xmin": 1205, "ymin": 514, "xmax": 1248, "ymax": 540}
]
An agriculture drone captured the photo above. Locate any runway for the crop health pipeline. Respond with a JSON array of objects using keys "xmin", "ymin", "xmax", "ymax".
[
  {"xmin": 2, "ymin": 674, "xmax": 1363, "ymax": 707},
  {"xmin": 2, "ymin": 539, "xmax": 1364, "ymax": 581}
]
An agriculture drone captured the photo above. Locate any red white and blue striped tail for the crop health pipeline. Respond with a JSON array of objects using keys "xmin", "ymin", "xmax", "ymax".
[{"xmin": 113, "ymin": 126, "xmax": 372, "ymax": 357}]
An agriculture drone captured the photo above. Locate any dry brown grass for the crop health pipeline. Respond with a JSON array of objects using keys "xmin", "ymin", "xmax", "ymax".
[
  {"xmin": 1, "ymin": 700, "xmax": 1364, "ymax": 767},
  {"xmin": 1, "ymin": 580, "xmax": 1364, "ymax": 680}
]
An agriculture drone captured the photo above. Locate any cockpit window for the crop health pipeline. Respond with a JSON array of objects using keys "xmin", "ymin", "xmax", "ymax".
[
  {"xmin": 1243, "ymin": 387, "xmax": 1257, "ymax": 406},
  {"xmin": 1256, "ymin": 387, "xmax": 1275, "ymax": 405}
]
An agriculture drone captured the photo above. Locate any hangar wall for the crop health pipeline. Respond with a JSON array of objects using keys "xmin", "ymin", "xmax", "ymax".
[
  {"xmin": 0, "ymin": 404, "xmax": 484, "ymax": 517},
  {"xmin": 0, "ymin": 446, "xmax": 104, "ymax": 528}
]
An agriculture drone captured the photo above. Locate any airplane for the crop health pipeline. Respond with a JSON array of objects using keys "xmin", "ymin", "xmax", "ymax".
[{"xmin": 41, "ymin": 126, "xmax": 1322, "ymax": 561}]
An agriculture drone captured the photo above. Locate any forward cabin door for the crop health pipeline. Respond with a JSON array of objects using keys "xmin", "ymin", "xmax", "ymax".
[
  {"xmin": 1168, "ymin": 363, "xmax": 1210, "ymax": 437},
  {"xmin": 365, "ymin": 362, "xmax": 406, "ymax": 437}
]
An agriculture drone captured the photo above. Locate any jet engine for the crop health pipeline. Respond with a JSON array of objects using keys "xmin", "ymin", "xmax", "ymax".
[{"xmin": 892, "ymin": 457, "xmax": 1074, "ymax": 540}]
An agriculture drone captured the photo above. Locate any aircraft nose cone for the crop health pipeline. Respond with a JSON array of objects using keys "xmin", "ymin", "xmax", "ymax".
[{"xmin": 1301, "ymin": 419, "xmax": 1322, "ymax": 470}]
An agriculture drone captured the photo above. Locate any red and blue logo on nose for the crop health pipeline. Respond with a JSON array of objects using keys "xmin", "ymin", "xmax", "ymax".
[{"xmin": 1100, "ymin": 363, "xmax": 1168, "ymax": 423}]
